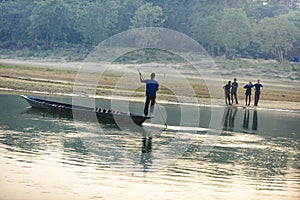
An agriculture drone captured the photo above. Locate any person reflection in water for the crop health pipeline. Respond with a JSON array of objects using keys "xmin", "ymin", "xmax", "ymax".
[
  {"xmin": 222, "ymin": 107, "xmax": 237, "ymax": 131},
  {"xmin": 140, "ymin": 137, "xmax": 152, "ymax": 169},
  {"xmin": 243, "ymin": 109, "xmax": 258, "ymax": 132},
  {"xmin": 252, "ymin": 110, "xmax": 258, "ymax": 131},
  {"xmin": 243, "ymin": 109, "xmax": 250, "ymax": 131}
]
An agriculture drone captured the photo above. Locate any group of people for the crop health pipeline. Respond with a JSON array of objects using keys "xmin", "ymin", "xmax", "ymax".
[
  {"xmin": 139, "ymin": 72, "xmax": 264, "ymax": 117},
  {"xmin": 223, "ymin": 78, "xmax": 239, "ymax": 105},
  {"xmin": 223, "ymin": 78, "xmax": 263, "ymax": 106}
]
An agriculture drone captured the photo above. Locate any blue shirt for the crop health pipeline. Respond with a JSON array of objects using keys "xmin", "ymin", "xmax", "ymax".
[
  {"xmin": 244, "ymin": 84, "xmax": 253, "ymax": 95},
  {"xmin": 144, "ymin": 79, "xmax": 159, "ymax": 96},
  {"xmin": 232, "ymin": 82, "xmax": 238, "ymax": 93},
  {"xmin": 254, "ymin": 83, "xmax": 263, "ymax": 93}
]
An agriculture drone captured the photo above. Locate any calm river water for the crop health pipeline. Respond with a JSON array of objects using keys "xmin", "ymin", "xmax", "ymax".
[{"xmin": 0, "ymin": 94, "xmax": 299, "ymax": 200}]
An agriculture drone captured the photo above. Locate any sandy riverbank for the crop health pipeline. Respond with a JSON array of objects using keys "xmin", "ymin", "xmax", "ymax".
[{"xmin": 0, "ymin": 59, "xmax": 300, "ymax": 112}]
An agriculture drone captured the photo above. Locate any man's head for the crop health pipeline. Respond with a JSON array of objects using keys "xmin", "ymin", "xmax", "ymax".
[
  {"xmin": 234, "ymin": 78, "xmax": 237, "ymax": 82},
  {"xmin": 150, "ymin": 73, "xmax": 155, "ymax": 79},
  {"xmin": 257, "ymin": 79, "xmax": 260, "ymax": 83}
]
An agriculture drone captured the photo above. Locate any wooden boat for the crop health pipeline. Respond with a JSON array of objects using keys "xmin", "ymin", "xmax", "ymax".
[{"xmin": 20, "ymin": 95, "xmax": 150, "ymax": 126}]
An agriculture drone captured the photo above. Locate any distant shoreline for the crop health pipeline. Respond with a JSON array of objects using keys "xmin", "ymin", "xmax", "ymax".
[
  {"xmin": 0, "ymin": 59, "xmax": 300, "ymax": 113},
  {"xmin": 1, "ymin": 88, "xmax": 300, "ymax": 114}
]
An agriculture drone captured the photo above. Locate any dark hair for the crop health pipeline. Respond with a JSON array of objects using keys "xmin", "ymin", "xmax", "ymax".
[{"xmin": 151, "ymin": 73, "xmax": 155, "ymax": 79}]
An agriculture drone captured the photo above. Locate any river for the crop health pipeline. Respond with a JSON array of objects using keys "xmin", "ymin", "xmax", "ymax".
[{"xmin": 0, "ymin": 94, "xmax": 299, "ymax": 200}]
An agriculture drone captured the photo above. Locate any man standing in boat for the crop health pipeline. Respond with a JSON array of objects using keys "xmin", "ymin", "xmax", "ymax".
[{"xmin": 139, "ymin": 72, "xmax": 159, "ymax": 116}]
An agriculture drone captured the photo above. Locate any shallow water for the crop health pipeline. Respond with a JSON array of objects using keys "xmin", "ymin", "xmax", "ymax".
[{"xmin": 0, "ymin": 94, "xmax": 299, "ymax": 200}]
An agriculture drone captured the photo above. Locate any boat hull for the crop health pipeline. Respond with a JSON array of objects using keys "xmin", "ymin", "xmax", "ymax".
[{"xmin": 21, "ymin": 95, "xmax": 150, "ymax": 126}]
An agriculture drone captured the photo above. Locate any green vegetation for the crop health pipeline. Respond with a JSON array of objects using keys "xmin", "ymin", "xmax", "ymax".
[
  {"xmin": 0, "ymin": 0, "xmax": 300, "ymax": 63},
  {"xmin": 114, "ymin": 48, "xmax": 184, "ymax": 63}
]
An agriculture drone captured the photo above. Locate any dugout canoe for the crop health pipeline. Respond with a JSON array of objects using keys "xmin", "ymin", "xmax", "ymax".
[{"xmin": 20, "ymin": 95, "xmax": 150, "ymax": 126}]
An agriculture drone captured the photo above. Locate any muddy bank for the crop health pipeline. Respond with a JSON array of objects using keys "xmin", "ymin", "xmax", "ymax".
[{"xmin": 0, "ymin": 59, "xmax": 300, "ymax": 112}]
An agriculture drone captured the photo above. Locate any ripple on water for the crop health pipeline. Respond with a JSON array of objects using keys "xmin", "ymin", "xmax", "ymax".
[{"xmin": 0, "ymin": 98, "xmax": 300, "ymax": 200}]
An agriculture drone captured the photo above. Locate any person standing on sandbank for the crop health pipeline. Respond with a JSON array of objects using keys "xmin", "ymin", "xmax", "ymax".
[
  {"xmin": 244, "ymin": 81, "xmax": 253, "ymax": 106},
  {"xmin": 231, "ymin": 78, "xmax": 239, "ymax": 104},
  {"xmin": 254, "ymin": 79, "xmax": 263, "ymax": 106},
  {"xmin": 223, "ymin": 81, "xmax": 232, "ymax": 105},
  {"xmin": 139, "ymin": 72, "xmax": 159, "ymax": 116}
]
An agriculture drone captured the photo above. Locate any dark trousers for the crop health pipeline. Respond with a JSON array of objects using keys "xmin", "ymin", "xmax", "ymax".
[
  {"xmin": 254, "ymin": 91, "xmax": 260, "ymax": 106},
  {"xmin": 144, "ymin": 94, "xmax": 156, "ymax": 116},
  {"xmin": 225, "ymin": 93, "xmax": 231, "ymax": 105},
  {"xmin": 245, "ymin": 94, "xmax": 251, "ymax": 106},
  {"xmin": 231, "ymin": 91, "xmax": 238, "ymax": 104}
]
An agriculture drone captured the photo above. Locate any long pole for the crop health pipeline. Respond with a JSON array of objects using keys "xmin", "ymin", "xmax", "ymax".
[
  {"xmin": 138, "ymin": 69, "xmax": 168, "ymax": 129},
  {"xmin": 156, "ymin": 101, "xmax": 168, "ymax": 129},
  {"xmin": 138, "ymin": 69, "xmax": 143, "ymax": 79}
]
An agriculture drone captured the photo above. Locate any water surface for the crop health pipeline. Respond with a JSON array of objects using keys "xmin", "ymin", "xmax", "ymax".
[{"xmin": 0, "ymin": 94, "xmax": 299, "ymax": 200}]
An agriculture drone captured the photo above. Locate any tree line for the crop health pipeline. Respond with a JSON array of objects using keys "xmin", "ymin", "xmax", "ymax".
[{"xmin": 1, "ymin": 0, "xmax": 300, "ymax": 62}]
